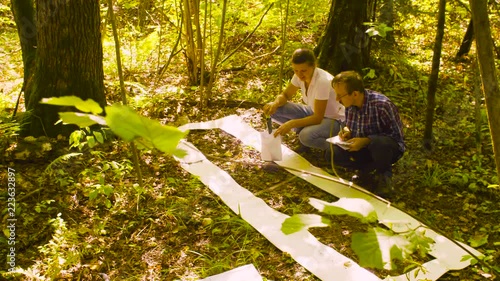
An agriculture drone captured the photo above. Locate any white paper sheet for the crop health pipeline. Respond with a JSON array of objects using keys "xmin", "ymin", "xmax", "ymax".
[
  {"xmin": 199, "ymin": 264, "xmax": 262, "ymax": 281},
  {"xmin": 260, "ymin": 130, "xmax": 282, "ymax": 161},
  {"xmin": 178, "ymin": 115, "xmax": 482, "ymax": 281}
]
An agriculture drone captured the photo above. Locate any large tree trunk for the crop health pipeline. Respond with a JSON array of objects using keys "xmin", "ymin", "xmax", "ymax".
[
  {"xmin": 10, "ymin": 0, "xmax": 37, "ymax": 91},
  {"xmin": 423, "ymin": 0, "xmax": 446, "ymax": 150},
  {"xmin": 470, "ymin": 0, "xmax": 500, "ymax": 181},
  {"xmin": 22, "ymin": 0, "xmax": 106, "ymax": 137},
  {"xmin": 315, "ymin": 0, "xmax": 373, "ymax": 75}
]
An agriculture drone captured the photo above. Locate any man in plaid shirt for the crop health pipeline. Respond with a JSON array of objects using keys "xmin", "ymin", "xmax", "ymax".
[{"xmin": 330, "ymin": 71, "xmax": 405, "ymax": 198}]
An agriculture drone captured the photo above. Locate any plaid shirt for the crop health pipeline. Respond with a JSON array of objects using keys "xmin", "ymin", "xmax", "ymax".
[{"xmin": 345, "ymin": 90, "xmax": 405, "ymax": 153}]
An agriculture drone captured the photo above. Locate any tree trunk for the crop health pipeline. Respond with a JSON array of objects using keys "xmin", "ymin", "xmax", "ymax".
[
  {"xmin": 423, "ymin": 0, "xmax": 446, "ymax": 150},
  {"xmin": 10, "ymin": 0, "xmax": 37, "ymax": 91},
  {"xmin": 454, "ymin": 19, "xmax": 474, "ymax": 60},
  {"xmin": 182, "ymin": 0, "xmax": 199, "ymax": 85},
  {"xmin": 22, "ymin": 0, "xmax": 106, "ymax": 137},
  {"xmin": 315, "ymin": 0, "xmax": 373, "ymax": 75},
  {"xmin": 470, "ymin": 0, "xmax": 500, "ymax": 182}
]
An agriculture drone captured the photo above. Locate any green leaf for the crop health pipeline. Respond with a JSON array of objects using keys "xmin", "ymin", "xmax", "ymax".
[
  {"xmin": 309, "ymin": 198, "xmax": 378, "ymax": 223},
  {"xmin": 281, "ymin": 214, "xmax": 330, "ymax": 235},
  {"xmin": 89, "ymin": 189, "xmax": 99, "ymax": 200},
  {"xmin": 404, "ymin": 229, "xmax": 435, "ymax": 258},
  {"xmin": 104, "ymin": 104, "xmax": 188, "ymax": 157},
  {"xmin": 93, "ymin": 131, "xmax": 104, "ymax": 144},
  {"xmin": 41, "ymin": 96, "xmax": 103, "ymax": 114},
  {"xmin": 352, "ymin": 227, "xmax": 411, "ymax": 270},
  {"xmin": 58, "ymin": 112, "xmax": 106, "ymax": 128},
  {"xmin": 102, "ymin": 185, "xmax": 113, "ymax": 196},
  {"xmin": 87, "ymin": 136, "xmax": 96, "ymax": 148},
  {"xmin": 469, "ymin": 233, "xmax": 489, "ymax": 247}
]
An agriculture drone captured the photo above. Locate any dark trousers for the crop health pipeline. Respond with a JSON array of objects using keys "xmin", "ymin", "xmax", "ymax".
[{"xmin": 332, "ymin": 135, "xmax": 403, "ymax": 176}]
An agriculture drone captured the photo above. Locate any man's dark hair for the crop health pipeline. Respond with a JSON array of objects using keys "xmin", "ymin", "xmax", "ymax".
[
  {"xmin": 332, "ymin": 71, "xmax": 365, "ymax": 94},
  {"xmin": 291, "ymin": 48, "xmax": 316, "ymax": 66}
]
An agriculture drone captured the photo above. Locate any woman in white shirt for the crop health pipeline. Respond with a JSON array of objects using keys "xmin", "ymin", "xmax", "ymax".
[{"xmin": 263, "ymin": 48, "xmax": 345, "ymax": 152}]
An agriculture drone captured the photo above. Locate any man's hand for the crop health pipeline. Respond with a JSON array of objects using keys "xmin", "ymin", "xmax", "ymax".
[
  {"xmin": 274, "ymin": 120, "xmax": 294, "ymax": 137},
  {"xmin": 339, "ymin": 126, "xmax": 351, "ymax": 141},
  {"xmin": 346, "ymin": 137, "xmax": 370, "ymax": 151},
  {"xmin": 263, "ymin": 102, "xmax": 279, "ymax": 116}
]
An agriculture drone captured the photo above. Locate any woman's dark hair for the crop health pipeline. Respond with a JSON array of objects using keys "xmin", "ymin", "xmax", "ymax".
[
  {"xmin": 332, "ymin": 71, "xmax": 365, "ymax": 94},
  {"xmin": 291, "ymin": 48, "xmax": 316, "ymax": 66}
]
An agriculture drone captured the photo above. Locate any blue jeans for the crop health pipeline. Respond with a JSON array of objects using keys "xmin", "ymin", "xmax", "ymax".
[
  {"xmin": 271, "ymin": 102, "xmax": 341, "ymax": 151},
  {"xmin": 332, "ymin": 135, "xmax": 403, "ymax": 176}
]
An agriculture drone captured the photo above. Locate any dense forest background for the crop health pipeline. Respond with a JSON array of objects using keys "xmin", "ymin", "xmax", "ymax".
[{"xmin": 1, "ymin": 0, "xmax": 499, "ymax": 280}]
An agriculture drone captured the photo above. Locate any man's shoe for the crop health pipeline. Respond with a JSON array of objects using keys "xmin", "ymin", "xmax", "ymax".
[
  {"xmin": 296, "ymin": 144, "xmax": 312, "ymax": 154},
  {"xmin": 351, "ymin": 171, "xmax": 374, "ymax": 189},
  {"xmin": 373, "ymin": 174, "xmax": 394, "ymax": 198}
]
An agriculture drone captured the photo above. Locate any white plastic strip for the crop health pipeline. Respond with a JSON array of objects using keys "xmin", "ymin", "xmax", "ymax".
[
  {"xmin": 199, "ymin": 264, "xmax": 262, "ymax": 281},
  {"xmin": 178, "ymin": 115, "xmax": 482, "ymax": 281}
]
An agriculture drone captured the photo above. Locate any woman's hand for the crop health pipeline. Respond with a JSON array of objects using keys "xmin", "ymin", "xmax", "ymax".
[
  {"xmin": 274, "ymin": 121, "xmax": 294, "ymax": 137},
  {"xmin": 263, "ymin": 102, "xmax": 279, "ymax": 116}
]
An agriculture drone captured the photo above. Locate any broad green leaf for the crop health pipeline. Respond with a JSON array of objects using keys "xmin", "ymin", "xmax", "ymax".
[
  {"xmin": 86, "ymin": 136, "xmax": 96, "ymax": 148},
  {"xmin": 404, "ymin": 229, "xmax": 435, "ymax": 257},
  {"xmin": 468, "ymin": 233, "xmax": 488, "ymax": 247},
  {"xmin": 281, "ymin": 214, "xmax": 330, "ymax": 235},
  {"xmin": 41, "ymin": 96, "xmax": 103, "ymax": 114},
  {"xmin": 352, "ymin": 227, "xmax": 411, "ymax": 270},
  {"xmin": 93, "ymin": 131, "xmax": 104, "ymax": 144},
  {"xmin": 309, "ymin": 198, "xmax": 378, "ymax": 223},
  {"xmin": 104, "ymin": 104, "xmax": 188, "ymax": 157},
  {"xmin": 58, "ymin": 112, "xmax": 106, "ymax": 128}
]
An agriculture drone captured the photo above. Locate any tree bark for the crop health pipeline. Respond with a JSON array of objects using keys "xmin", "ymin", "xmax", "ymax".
[
  {"xmin": 182, "ymin": 0, "xmax": 199, "ymax": 85},
  {"xmin": 470, "ymin": 0, "xmax": 500, "ymax": 181},
  {"xmin": 315, "ymin": 0, "xmax": 373, "ymax": 75},
  {"xmin": 423, "ymin": 0, "xmax": 446, "ymax": 150},
  {"xmin": 10, "ymin": 0, "xmax": 37, "ymax": 92},
  {"xmin": 454, "ymin": 19, "xmax": 474, "ymax": 60},
  {"xmin": 22, "ymin": 0, "xmax": 106, "ymax": 137}
]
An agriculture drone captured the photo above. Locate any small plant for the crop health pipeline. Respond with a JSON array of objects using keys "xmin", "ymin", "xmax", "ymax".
[
  {"xmin": 281, "ymin": 197, "xmax": 435, "ymax": 271},
  {"xmin": 41, "ymin": 96, "xmax": 188, "ymax": 157},
  {"xmin": 363, "ymin": 22, "xmax": 393, "ymax": 38},
  {"xmin": 35, "ymin": 199, "xmax": 56, "ymax": 213},
  {"xmin": 9, "ymin": 214, "xmax": 81, "ymax": 280},
  {"xmin": 68, "ymin": 127, "xmax": 106, "ymax": 150},
  {"xmin": 87, "ymin": 174, "xmax": 114, "ymax": 208}
]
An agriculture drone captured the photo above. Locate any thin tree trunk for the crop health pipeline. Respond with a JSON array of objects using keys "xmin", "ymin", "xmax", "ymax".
[
  {"xmin": 108, "ymin": 0, "xmax": 143, "ymax": 188},
  {"xmin": 473, "ymin": 58, "xmax": 482, "ymax": 154},
  {"xmin": 455, "ymin": 19, "xmax": 474, "ymax": 60},
  {"xmin": 423, "ymin": 0, "xmax": 446, "ymax": 150},
  {"xmin": 470, "ymin": 0, "xmax": 500, "ymax": 181},
  {"xmin": 203, "ymin": 0, "xmax": 227, "ymax": 105},
  {"xmin": 183, "ymin": 0, "xmax": 198, "ymax": 85},
  {"xmin": 23, "ymin": 0, "xmax": 105, "ymax": 137},
  {"xmin": 278, "ymin": 0, "xmax": 290, "ymax": 94}
]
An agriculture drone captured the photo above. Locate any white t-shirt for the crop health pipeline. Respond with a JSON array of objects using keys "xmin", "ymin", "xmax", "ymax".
[{"xmin": 291, "ymin": 67, "xmax": 345, "ymax": 120}]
